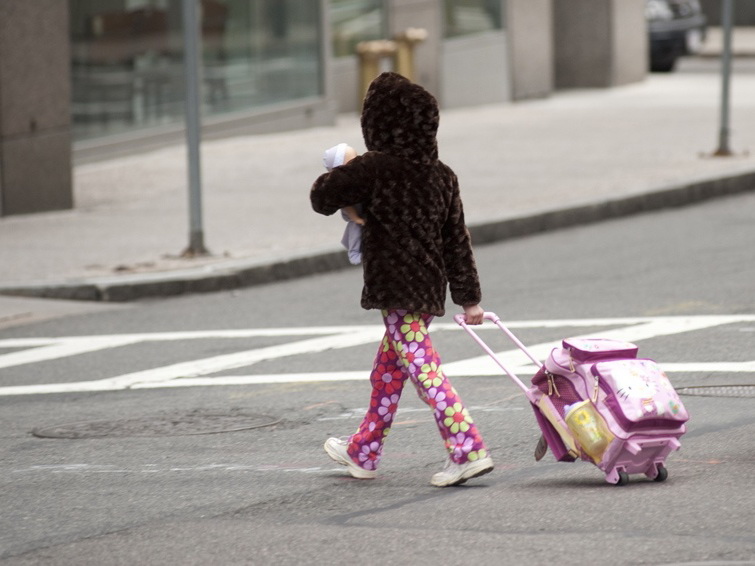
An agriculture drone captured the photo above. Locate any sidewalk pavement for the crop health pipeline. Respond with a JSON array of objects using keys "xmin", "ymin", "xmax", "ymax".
[{"xmin": 1, "ymin": 56, "xmax": 754, "ymax": 310}]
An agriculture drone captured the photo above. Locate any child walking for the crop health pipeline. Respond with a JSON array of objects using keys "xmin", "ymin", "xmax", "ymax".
[{"xmin": 310, "ymin": 72, "xmax": 493, "ymax": 487}]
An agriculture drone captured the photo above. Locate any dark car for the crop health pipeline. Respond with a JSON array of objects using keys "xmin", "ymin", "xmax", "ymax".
[{"xmin": 647, "ymin": 0, "xmax": 707, "ymax": 72}]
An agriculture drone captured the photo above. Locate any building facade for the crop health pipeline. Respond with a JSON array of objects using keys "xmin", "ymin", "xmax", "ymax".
[{"xmin": 0, "ymin": 0, "xmax": 647, "ymax": 216}]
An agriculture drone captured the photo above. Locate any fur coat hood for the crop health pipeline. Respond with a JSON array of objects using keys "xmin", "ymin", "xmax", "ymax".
[
  {"xmin": 361, "ymin": 71, "xmax": 439, "ymax": 165},
  {"xmin": 310, "ymin": 72, "xmax": 481, "ymax": 316}
]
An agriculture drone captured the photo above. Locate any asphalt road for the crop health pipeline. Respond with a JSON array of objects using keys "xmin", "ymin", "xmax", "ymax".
[{"xmin": 1, "ymin": 191, "xmax": 753, "ymax": 565}]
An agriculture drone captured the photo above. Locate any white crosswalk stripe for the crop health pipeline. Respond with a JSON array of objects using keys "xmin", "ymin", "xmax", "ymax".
[{"xmin": 1, "ymin": 315, "xmax": 753, "ymax": 396}]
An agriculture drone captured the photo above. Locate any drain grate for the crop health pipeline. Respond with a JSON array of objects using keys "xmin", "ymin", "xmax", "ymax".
[
  {"xmin": 676, "ymin": 385, "xmax": 755, "ymax": 398},
  {"xmin": 32, "ymin": 410, "xmax": 281, "ymax": 439}
]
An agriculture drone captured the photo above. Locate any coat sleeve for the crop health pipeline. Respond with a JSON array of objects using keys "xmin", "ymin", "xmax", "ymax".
[
  {"xmin": 441, "ymin": 173, "xmax": 482, "ymax": 307},
  {"xmin": 310, "ymin": 154, "xmax": 372, "ymax": 216}
]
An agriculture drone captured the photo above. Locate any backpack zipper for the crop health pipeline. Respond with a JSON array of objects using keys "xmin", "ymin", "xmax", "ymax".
[{"xmin": 546, "ymin": 371, "xmax": 561, "ymax": 397}]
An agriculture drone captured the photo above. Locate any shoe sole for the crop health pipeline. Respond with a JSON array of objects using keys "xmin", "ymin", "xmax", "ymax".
[
  {"xmin": 433, "ymin": 460, "xmax": 495, "ymax": 487},
  {"xmin": 324, "ymin": 440, "xmax": 376, "ymax": 480}
]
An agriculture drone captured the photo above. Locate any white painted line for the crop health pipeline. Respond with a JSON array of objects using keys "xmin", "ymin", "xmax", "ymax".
[
  {"xmin": 0, "ymin": 326, "xmax": 388, "ymax": 347},
  {"xmin": 1, "ymin": 360, "xmax": 751, "ymax": 396},
  {"xmin": 0, "ymin": 380, "xmax": 124, "ymax": 396},
  {"xmin": 443, "ymin": 316, "xmax": 747, "ymax": 376},
  {"xmin": 0, "ymin": 331, "xmax": 380, "ymax": 395},
  {"xmin": 0, "ymin": 327, "xmax": 386, "ymax": 370},
  {"xmin": 130, "ymin": 361, "xmax": 755, "ymax": 389},
  {"xmin": 0, "ymin": 336, "xmax": 145, "ymax": 370},
  {"xmin": 660, "ymin": 362, "xmax": 755, "ymax": 373},
  {"xmin": 3, "ymin": 315, "xmax": 751, "ymax": 349},
  {"xmin": 2, "ymin": 315, "xmax": 753, "ymax": 396},
  {"xmin": 9, "ymin": 463, "xmax": 337, "ymax": 475},
  {"xmin": 131, "ymin": 371, "xmax": 367, "ymax": 388},
  {"xmin": 100, "ymin": 328, "xmax": 380, "ymax": 389},
  {"xmin": 0, "ymin": 338, "xmax": 60, "ymax": 347},
  {"xmin": 15, "ymin": 360, "xmax": 741, "ymax": 394}
]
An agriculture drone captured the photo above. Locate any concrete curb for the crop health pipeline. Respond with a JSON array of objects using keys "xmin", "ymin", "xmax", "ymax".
[
  {"xmin": 0, "ymin": 248, "xmax": 353, "ymax": 302},
  {"xmin": 469, "ymin": 169, "xmax": 755, "ymax": 245},
  {"xmin": 1, "ymin": 169, "xmax": 753, "ymax": 302}
]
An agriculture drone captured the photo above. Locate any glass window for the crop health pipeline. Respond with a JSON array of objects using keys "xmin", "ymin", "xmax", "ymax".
[
  {"xmin": 70, "ymin": 0, "xmax": 323, "ymax": 141},
  {"xmin": 330, "ymin": 0, "xmax": 386, "ymax": 57},
  {"xmin": 444, "ymin": 0, "xmax": 503, "ymax": 38},
  {"xmin": 218, "ymin": 1, "xmax": 323, "ymax": 110}
]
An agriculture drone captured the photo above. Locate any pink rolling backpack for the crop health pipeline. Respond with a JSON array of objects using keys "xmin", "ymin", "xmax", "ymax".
[{"xmin": 456, "ymin": 313, "xmax": 689, "ymax": 485}]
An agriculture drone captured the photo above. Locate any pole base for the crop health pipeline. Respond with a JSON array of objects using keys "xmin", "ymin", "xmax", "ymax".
[
  {"xmin": 180, "ymin": 246, "xmax": 211, "ymax": 258},
  {"xmin": 712, "ymin": 147, "xmax": 734, "ymax": 157},
  {"xmin": 180, "ymin": 231, "xmax": 210, "ymax": 258}
]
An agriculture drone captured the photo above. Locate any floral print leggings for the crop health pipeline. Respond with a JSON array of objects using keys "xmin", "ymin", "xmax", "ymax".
[{"xmin": 346, "ymin": 309, "xmax": 488, "ymax": 471}]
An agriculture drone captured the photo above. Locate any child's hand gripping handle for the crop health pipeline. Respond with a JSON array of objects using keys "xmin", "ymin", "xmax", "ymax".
[
  {"xmin": 454, "ymin": 311, "xmax": 500, "ymax": 325},
  {"xmin": 454, "ymin": 311, "xmax": 542, "ymax": 396}
]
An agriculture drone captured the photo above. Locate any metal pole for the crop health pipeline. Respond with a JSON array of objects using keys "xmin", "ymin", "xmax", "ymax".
[
  {"xmin": 714, "ymin": 0, "xmax": 734, "ymax": 156},
  {"xmin": 181, "ymin": 0, "xmax": 209, "ymax": 256}
]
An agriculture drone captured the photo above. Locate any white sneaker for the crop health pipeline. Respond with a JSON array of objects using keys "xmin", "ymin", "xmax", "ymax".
[
  {"xmin": 431, "ymin": 456, "xmax": 494, "ymax": 487},
  {"xmin": 324, "ymin": 437, "xmax": 377, "ymax": 480}
]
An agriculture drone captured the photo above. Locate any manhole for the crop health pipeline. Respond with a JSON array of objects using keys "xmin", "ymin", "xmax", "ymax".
[
  {"xmin": 676, "ymin": 385, "xmax": 755, "ymax": 398},
  {"xmin": 32, "ymin": 410, "xmax": 281, "ymax": 439}
]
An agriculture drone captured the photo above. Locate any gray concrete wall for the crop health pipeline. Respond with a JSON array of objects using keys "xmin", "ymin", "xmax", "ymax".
[
  {"xmin": 553, "ymin": 0, "xmax": 646, "ymax": 89},
  {"xmin": 331, "ymin": 58, "xmax": 361, "ymax": 114},
  {"xmin": 611, "ymin": 0, "xmax": 648, "ymax": 85},
  {"xmin": 0, "ymin": 0, "xmax": 73, "ymax": 216},
  {"xmin": 332, "ymin": 1, "xmax": 511, "ymax": 112},
  {"xmin": 323, "ymin": 0, "xmax": 442, "ymax": 114},
  {"xmin": 385, "ymin": 0, "xmax": 442, "ymax": 96},
  {"xmin": 506, "ymin": 0, "xmax": 554, "ymax": 100},
  {"xmin": 441, "ymin": 31, "xmax": 510, "ymax": 108},
  {"xmin": 330, "ymin": 0, "xmax": 446, "ymax": 112}
]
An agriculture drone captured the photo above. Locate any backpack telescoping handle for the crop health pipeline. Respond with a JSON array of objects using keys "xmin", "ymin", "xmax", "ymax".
[{"xmin": 454, "ymin": 311, "xmax": 543, "ymax": 396}]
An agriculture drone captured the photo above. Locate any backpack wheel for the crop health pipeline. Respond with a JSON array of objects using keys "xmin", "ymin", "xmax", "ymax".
[
  {"xmin": 615, "ymin": 471, "xmax": 629, "ymax": 486},
  {"xmin": 653, "ymin": 464, "xmax": 668, "ymax": 482}
]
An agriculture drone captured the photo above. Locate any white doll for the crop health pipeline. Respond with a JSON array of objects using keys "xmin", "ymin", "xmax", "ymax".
[{"xmin": 322, "ymin": 143, "xmax": 364, "ymax": 265}]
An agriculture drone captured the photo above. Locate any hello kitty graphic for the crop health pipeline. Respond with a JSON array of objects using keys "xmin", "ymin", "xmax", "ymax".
[
  {"xmin": 640, "ymin": 397, "xmax": 658, "ymax": 417},
  {"xmin": 615, "ymin": 363, "xmax": 658, "ymax": 399},
  {"xmin": 612, "ymin": 361, "xmax": 665, "ymax": 418}
]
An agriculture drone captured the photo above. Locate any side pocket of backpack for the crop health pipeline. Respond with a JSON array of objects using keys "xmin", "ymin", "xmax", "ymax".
[{"xmin": 532, "ymin": 397, "xmax": 579, "ymax": 462}]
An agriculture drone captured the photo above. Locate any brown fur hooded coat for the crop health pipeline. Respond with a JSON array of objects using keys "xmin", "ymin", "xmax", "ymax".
[{"xmin": 310, "ymin": 72, "xmax": 481, "ymax": 316}]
